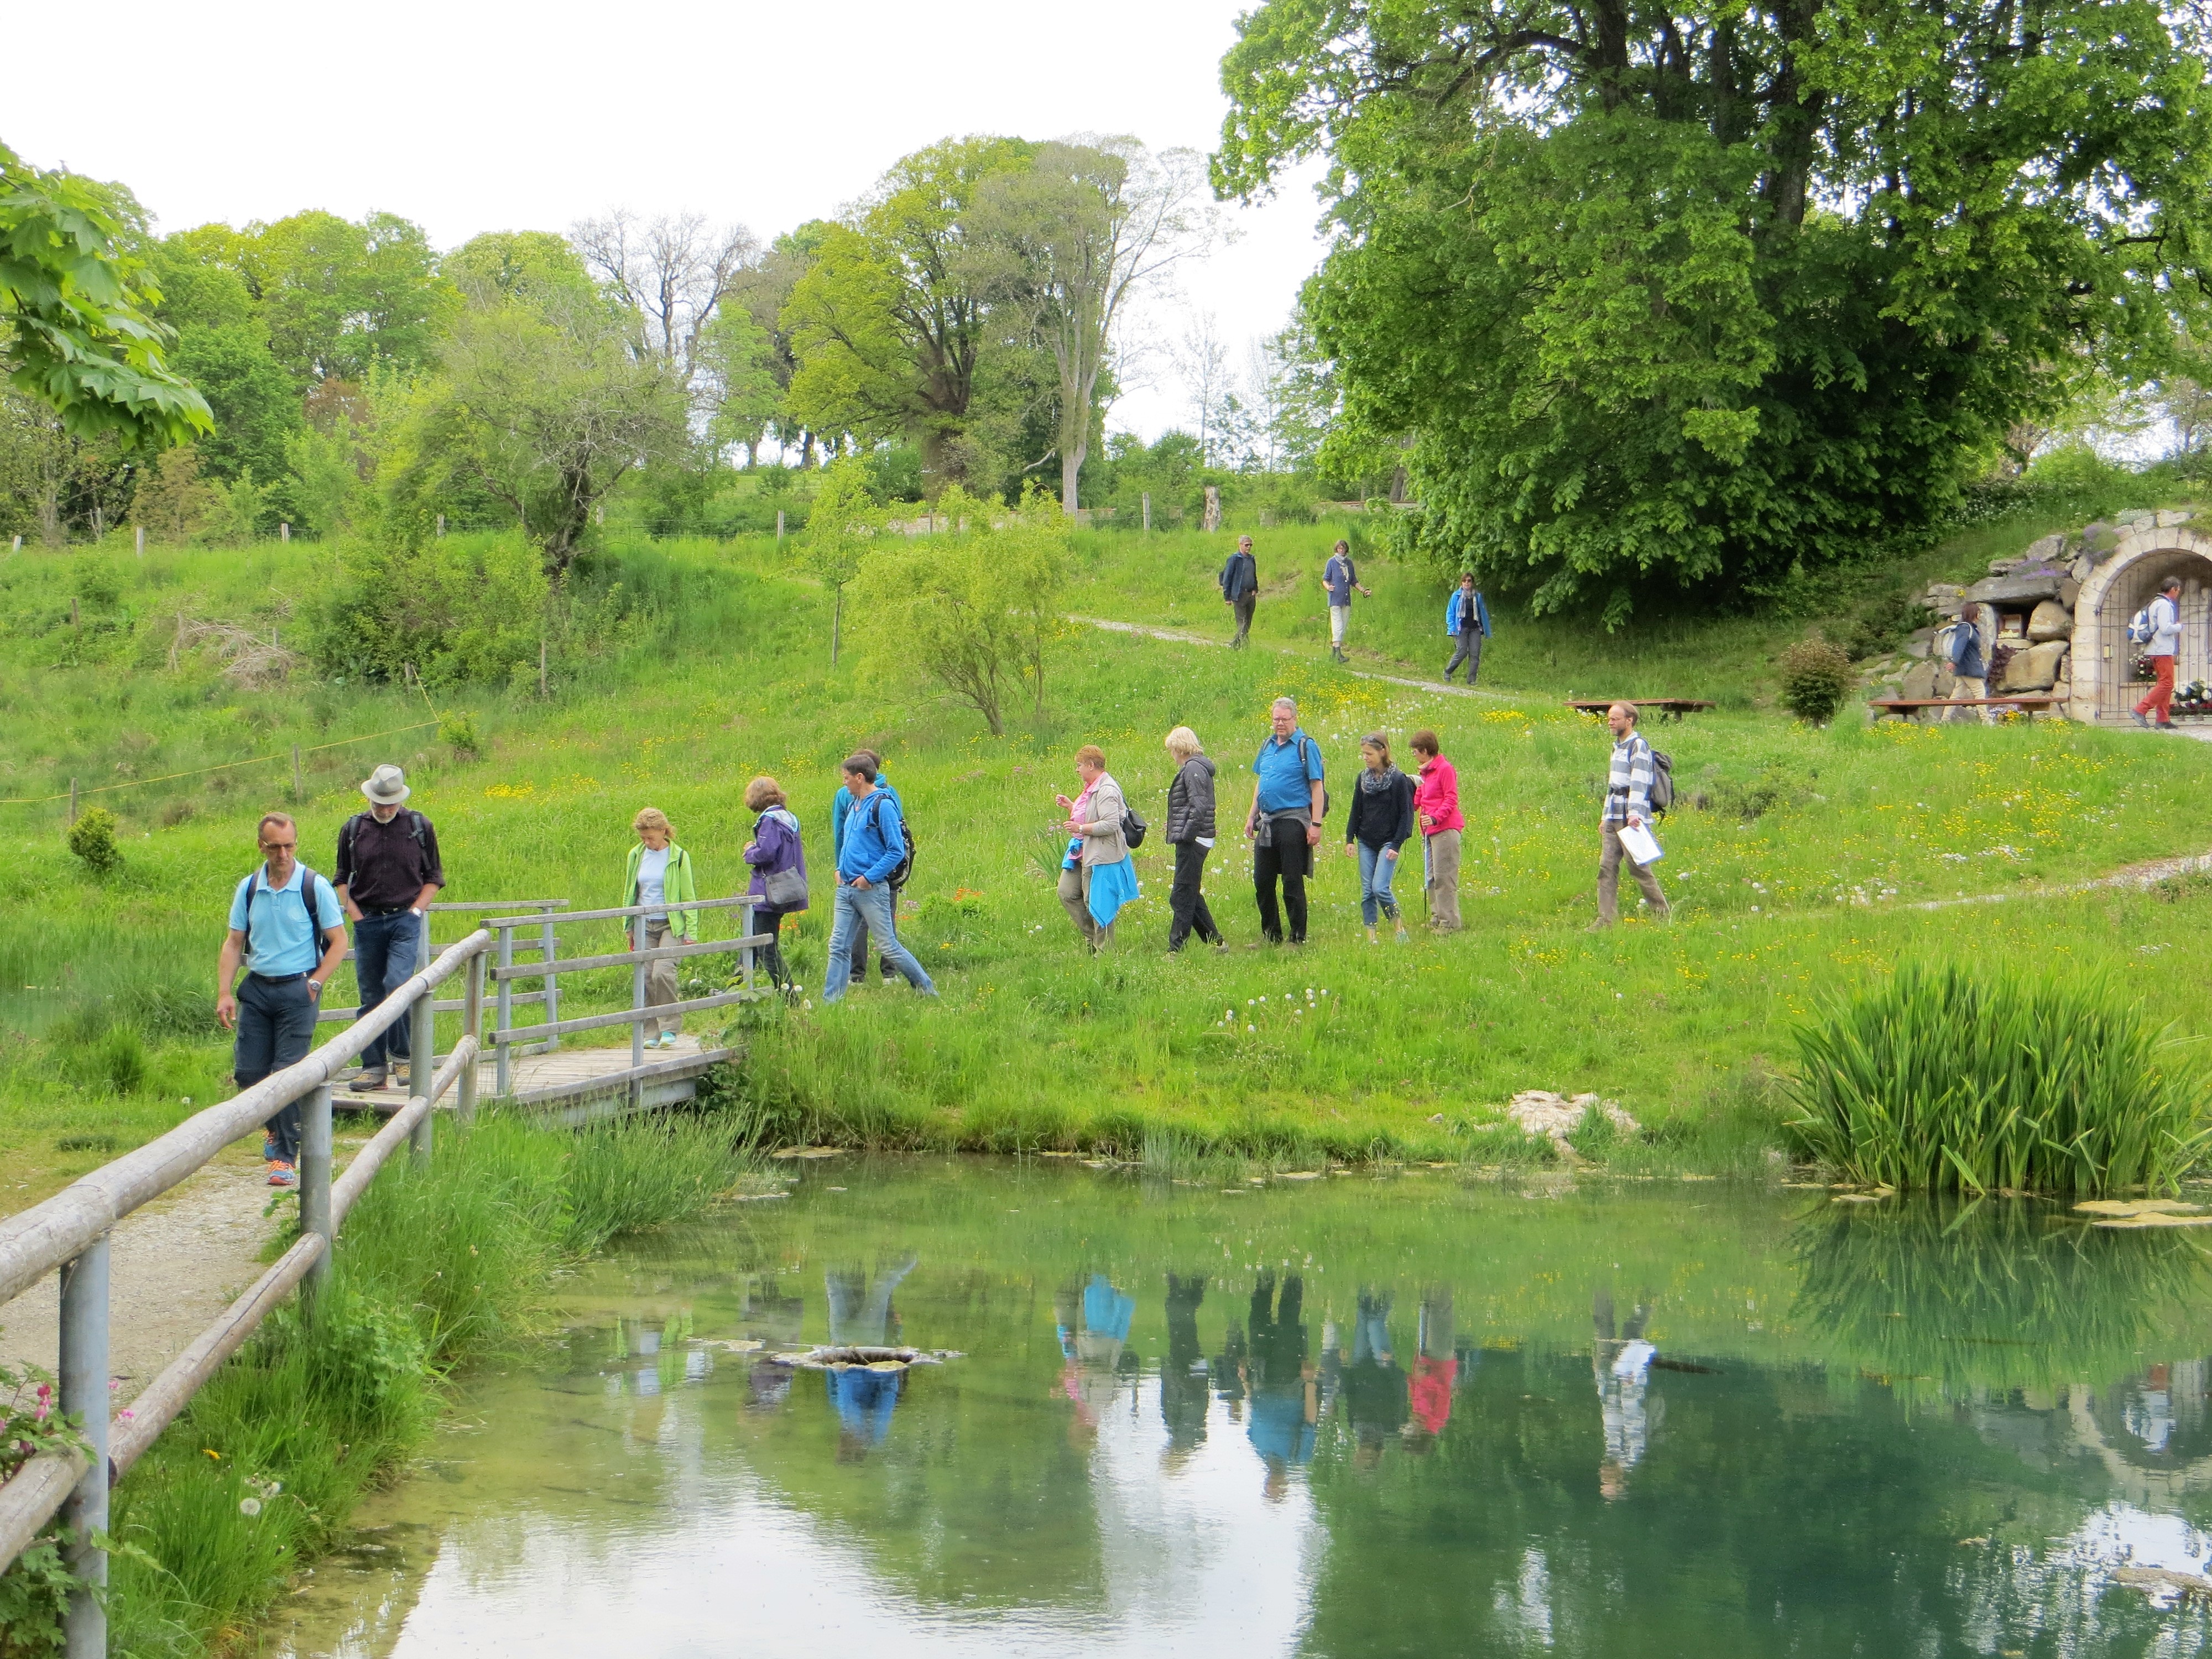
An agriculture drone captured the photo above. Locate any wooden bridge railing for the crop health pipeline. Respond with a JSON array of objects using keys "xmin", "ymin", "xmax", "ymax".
[{"xmin": 0, "ymin": 893, "xmax": 766, "ymax": 1654}]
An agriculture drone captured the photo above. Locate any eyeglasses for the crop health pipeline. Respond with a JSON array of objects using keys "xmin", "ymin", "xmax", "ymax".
[{"xmin": 260, "ymin": 839, "xmax": 297, "ymax": 852}]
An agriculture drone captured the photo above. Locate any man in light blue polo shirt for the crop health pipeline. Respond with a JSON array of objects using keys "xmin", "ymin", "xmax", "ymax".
[
  {"xmin": 216, "ymin": 812, "xmax": 347, "ymax": 1187},
  {"xmin": 1244, "ymin": 696, "xmax": 1326, "ymax": 944}
]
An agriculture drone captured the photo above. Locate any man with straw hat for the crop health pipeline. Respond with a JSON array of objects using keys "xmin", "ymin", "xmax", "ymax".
[{"xmin": 335, "ymin": 763, "xmax": 445, "ymax": 1093}]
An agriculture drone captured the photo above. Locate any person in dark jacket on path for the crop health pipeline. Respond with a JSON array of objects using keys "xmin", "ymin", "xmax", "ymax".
[
  {"xmin": 742, "ymin": 775, "xmax": 807, "ymax": 995},
  {"xmin": 1343, "ymin": 733, "xmax": 1415, "ymax": 943},
  {"xmin": 1444, "ymin": 574, "xmax": 1492, "ymax": 685},
  {"xmin": 336, "ymin": 763, "xmax": 445, "ymax": 1093},
  {"xmin": 1945, "ymin": 601, "xmax": 1994, "ymax": 726},
  {"xmin": 1219, "ymin": 535, "xmax": 1259, "ymax": 649},
  {"xmin": 1162, "ymin": 726, "xmax": 1226, "ymax": 954}
]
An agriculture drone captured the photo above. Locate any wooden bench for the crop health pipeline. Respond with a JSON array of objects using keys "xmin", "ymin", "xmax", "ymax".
[
  {"xmin": 1564, "ymin": 698, "xmax": 1717, "ymax": 722},
  {"xmin": 1867, "ymin": 695, "xmax": 2062, "ymax": 717}
]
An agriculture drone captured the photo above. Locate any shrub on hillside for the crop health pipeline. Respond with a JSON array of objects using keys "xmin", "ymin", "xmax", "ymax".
[
  {"xmin": 1776, "ymin": 638, "xmax": 1855, "ymax": 724},
  {"xmin": 66, "ymin": 806, "xmax": 121, "ymax": 877},
  {"xmin": 1785, "ymin": 965, "xmax": 2211, "ymax": 1194}
]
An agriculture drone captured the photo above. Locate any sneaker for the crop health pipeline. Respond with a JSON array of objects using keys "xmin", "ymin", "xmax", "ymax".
[
  {"xmin": 2158, "ymin": 722, "xmax": 2178, "ymax": 731},
  {"xmin": 348, "ymin": 1070, "xmax": 386, "ymax": 1094},
  {"xmin": 266, "ymin": 1161, "xmax": 298, "ymax": 1188},
  {"xmin": 660, "ymin": 1032, "xmax": 680, "ymax": 1048},
  {"xmin": 262, "ymin": 1135, "xmax": 280, "ymax": 1162},
  {"xmin": 2133, "ymin": 712, "xmax": 2152, "ymax": 728}
]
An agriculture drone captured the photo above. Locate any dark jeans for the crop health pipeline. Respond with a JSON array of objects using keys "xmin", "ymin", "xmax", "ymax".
[
  {"xmin": 1445, "ymin": 630, "xmax": 1483, "ymax": 684},
  {"xmin": 351, "ymin": 910, "xmax": 422, "ymax": 1071},
  {"xmin": 758, "ymin": 910, "xmax": 794, "ymax": 990},
  {"xmin": 1167, "ymin": 841, "xmax": 1221, "ymax": 950},
  {"xmin": 234, "ymin": 973, "xmax": 315, "ymax": 1162},
  {"xmin": 847, "ymin": 881, "xmax": 904, "ymax": 982},
  {"xmin": 1231, "ymin": 594, "xmax": 1256, "ymax": 648},
  {"xmin": 1253, "ymin": 823, "xmax": 1313, "ymax": 943}
]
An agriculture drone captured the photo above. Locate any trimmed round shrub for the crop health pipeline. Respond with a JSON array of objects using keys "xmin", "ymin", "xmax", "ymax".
[
  {"xmin": 1776, "ymin": 638, "xmax": 1855, "ymax": 724},
  {"xmin": 66, "ymin": 806, "xmax": 121, "ymax": 877}
]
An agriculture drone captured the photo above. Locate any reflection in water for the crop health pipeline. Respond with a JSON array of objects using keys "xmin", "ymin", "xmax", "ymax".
[{"xmin": 265, "ymin": 1167, "xmax": 2212, "ymax": 1659}]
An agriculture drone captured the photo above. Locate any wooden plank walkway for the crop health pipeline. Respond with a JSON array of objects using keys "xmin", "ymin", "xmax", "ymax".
[{"xmin": 347, "ymin": 1034, "xmax": 735, "ymax": 1122}]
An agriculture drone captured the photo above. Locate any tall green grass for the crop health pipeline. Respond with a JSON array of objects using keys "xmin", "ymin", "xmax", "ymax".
[
  {"xmin": 1784, "ymin": 965, "xmax": 2212, "ymax": 1194},
  {"xmin": 92, "ymin": 1110, "xmax": 753, "ymax": 1657}
]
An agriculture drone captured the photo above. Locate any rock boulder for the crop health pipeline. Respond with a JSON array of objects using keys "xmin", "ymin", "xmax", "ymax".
[
  {"xmin": 2027, "ymin": 599, "xmax": 2072, "ymax": 641},
  {"xmin": 2000, "ymin": 640, "xmax": 2068, "ymax": 692},
  {"xmin": 1900, "ymin": 661, "xmax": 1938, "ymax": 700},
  {"xmin": 1965, "ymin": 570, "xmax": 2065, "ymax": 606}
]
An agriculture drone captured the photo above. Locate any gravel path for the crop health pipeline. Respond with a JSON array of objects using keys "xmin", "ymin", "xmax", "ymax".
[
  {"xmin": 0, "ymin": 1147, "xmax": 285, "ymax": 1402},
  {"xmin": 1073, "ymin": 615, "xmax": 1521, "ymax": 703}
]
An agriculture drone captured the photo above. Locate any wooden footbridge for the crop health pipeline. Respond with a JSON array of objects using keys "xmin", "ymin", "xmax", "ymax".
[{"xmin": 0, "ymin": 894, "xmax": 768, "ymax": 1654}]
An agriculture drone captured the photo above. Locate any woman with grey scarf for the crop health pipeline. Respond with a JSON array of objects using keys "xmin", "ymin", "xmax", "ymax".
[{"xmin": 1342, "ymin": 733, "xmax": 1415, "ymax": 942}]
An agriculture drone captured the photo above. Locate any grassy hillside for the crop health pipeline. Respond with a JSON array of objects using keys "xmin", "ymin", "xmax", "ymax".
[{"xmin": 7, "ymin": 511, "xmax": 2212, "ymax": 1196}]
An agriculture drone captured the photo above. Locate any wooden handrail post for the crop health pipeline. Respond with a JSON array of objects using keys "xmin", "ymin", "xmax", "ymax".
[
  {"xmin": 743, "ymin": 900, "xmax": 756, "ymax": 998},
  {"xmin": 300, "ymin": 1084, "xmax": 333, "ymax": 1310},
  {"xmin": 540, "ymin": 907, "xmax": 561, "ymax": 1048},
  {"xmin": 409, "ymin": 914, "xmax": 434, "ymax": 1164},
  {"xmin": 494, "ymin": 925, "xmax": 514, "ymax": 1098},
  {"xmin": 59, "ymin": 1232, "xmax": 109, "ymax": 1659},
  {"xmin": 458, "ymin": 948, "xmax": 485, "ymax": 1126},
  {"xmin": 630, "ymin": 915, "xmax": 647, "ymax": 1114}
]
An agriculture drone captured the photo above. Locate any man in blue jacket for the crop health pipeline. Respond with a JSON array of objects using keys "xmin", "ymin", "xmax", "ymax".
[
  {"xmin": 823, "ymin": 754, "xmax": 937, "ymax": 1005},
  {"xmin": 1444, "ymin": 573, "xmax": 1491, "ymax": 685},
  {"xmin": 830, "ymin": 748, "xmax": 902, "ymax": 985}
]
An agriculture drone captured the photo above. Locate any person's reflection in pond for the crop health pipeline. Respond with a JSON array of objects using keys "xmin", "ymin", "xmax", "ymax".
[
  {"xmin": 1344, "ymin": 1288, "xmax": 1408, "ymax": 1471},
  {"xmin": 829, "ymin": 1364, "xmax": 902, "ymax": 1463},
  {"xmin": 1402, "ymin": 1286, "xmax": 1458, "ymax": 1457},
  {"xmin": 1246, "ymin": 1272, "xmax": 1317, "ymax": 1500},
  {"xmin": 826, "ymin": 1253, "xmax": 919, "ymax": 1346},
  {"xmin": 748, "ymin": 1357, "xmax": 795, "ymax": 1413},
  {"xmin": 1594, "ymin": 1286, "xmax": 1658, "ymax": 1501},
  {"xmin": 745, "ymin": 1272, "xmax": 805, "ymax": 1354},
  {"xmin": 1214, "ymin": 1301, "xmax": 1249, "ymax": 1425},
  {"xmin": 1056, "ymin": 1274, "xmax": 1137, "ymax": 1443},
  {"xmin": 1161, "ymin": 1274, "xmax": 1211, "ymax": 1468}
]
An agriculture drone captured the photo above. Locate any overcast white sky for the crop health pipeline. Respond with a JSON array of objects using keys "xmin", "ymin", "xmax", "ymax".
[{"xmin": 8, "ymin": 0, "xmax": 1333, "ymax": 442}]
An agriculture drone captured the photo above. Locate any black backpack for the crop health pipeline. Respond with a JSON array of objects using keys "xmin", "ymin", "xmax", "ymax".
[
  {"xmin": 1296, "ymin": 733, "xmax": 1333, "ymax": 819},
  {"xmin": 1647, "ymin": 747, "xmax": 1675, "ymax": 817},
  {"xmin": 341, "ymin": 808, "xmax": 429, "ymax": 863},
  {"xmin": 867, "ymin": 791, "xmax": 917, "ymax": 887},
  {"xmin": 241, "ymin": 865, "xmax": 338, "ymax": 967},
  {"xmin": 1120, "ymin": 806, "xmax": 1149, "ymax": 849}
]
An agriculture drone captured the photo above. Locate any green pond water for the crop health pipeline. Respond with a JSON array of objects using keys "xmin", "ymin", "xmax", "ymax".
[{"xmin": 268, "ymin": 1158, "xmax": 2212, "ymax": 1657}]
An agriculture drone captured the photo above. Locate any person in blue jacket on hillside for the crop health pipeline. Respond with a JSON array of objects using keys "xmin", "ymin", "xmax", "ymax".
[
  {"xmin": 830, "ymin": 748, "xmax": 902, "ymax": 987},
  {"xmin": 1444, "ymin": 573, "xmax": 1492, "ymax": 686},
  {"xmin": 823, "ymin": 753, "xmax": 936, "ymax": 1005}
]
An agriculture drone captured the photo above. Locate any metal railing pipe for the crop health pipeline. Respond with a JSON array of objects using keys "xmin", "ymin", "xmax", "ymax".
[
  {"xmin": 59, "ymin": 1234, "xmax": 109, "ymax": 1659},
  {"xmin": 458, "ymin": 953, "xmax": 484, "ymax": 1126}
]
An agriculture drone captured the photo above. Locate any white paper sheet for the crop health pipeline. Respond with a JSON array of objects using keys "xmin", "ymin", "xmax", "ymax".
[{"xmin": 1616, "ymin": 822, "xmax": 1663, "ymax": 865}]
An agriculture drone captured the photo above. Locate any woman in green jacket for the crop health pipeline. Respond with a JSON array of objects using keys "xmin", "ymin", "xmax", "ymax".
[{"xmin": 622, "ymin": 807, "xmax": 698, "ymax": 1047}]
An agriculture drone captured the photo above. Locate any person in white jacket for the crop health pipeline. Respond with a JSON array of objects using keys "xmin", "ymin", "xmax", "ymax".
[{"xmin": 2135, "ymin": 576, "xmax": 2184, "ymax": 729}]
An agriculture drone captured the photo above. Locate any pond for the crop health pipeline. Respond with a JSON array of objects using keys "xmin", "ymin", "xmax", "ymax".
[{"xmin": 268, "ymin": 1157, "xmax": 2212, "ymax": 1657}]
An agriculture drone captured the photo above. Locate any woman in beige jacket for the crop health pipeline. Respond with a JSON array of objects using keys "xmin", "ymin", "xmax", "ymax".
[{"xmin": 1055, "ymin": 744, "xmax": 1133, "ymax": 952}]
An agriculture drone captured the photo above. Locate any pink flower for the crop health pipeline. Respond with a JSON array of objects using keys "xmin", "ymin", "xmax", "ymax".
[{"xmin": 34, "ymin": 1384, "xmax": 50, "ymax": 1423}]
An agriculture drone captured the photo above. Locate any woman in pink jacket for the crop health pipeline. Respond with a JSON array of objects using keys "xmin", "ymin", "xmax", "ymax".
[{"xmin": 1408, "ymin": 729, "xmax": 1464, "ymax": 931}]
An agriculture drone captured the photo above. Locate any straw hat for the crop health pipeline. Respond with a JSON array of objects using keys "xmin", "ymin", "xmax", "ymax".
[{"xmin": 361, "ymin": 764, "xmax": 411, "ymax": 805}]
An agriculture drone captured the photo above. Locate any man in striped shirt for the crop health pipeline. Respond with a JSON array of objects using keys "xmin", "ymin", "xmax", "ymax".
[{"xmin": 1597, "ymin": 703, "xmax": 1670, "ymax": 927}]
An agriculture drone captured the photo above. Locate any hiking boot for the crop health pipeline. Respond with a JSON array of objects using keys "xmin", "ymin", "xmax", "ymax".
[
  {"xmin": 2133, "ymin": 711, "xmax": 2152, "ymax": 728},
  {"xmin": 349, "ymin": 1069, "xmax": 387, "ymax": 1094},
  {"xmin": 266, "ymin": 1161, "xmax": 298, "ymax": 1188}
]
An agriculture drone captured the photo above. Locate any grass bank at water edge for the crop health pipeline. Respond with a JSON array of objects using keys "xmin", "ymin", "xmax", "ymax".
[{"xmin": 0, "ymin": 1111, "xmax": 759, "ymax": 1659}]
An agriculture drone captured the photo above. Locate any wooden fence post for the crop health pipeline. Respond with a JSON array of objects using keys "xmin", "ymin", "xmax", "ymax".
[
  {"xmin": 1142, "ymin": 493, "xmax": 1151, "ymax": 533},
  {"xmin": 540, "ymin": 909, "xmax": 561, "ymax": 1042},
  {"xmin": 776, "ymin": 509, "xmax": 785, "ymax": 544},
  {"xmin": 133, "ymin": 525, "xmax": 144, "ymax": 559},
  {"xmin": 409, "ymin": 915, "xmax": 434, "ymax": 1164},
  {"xmin": 291, "ymin": 743, "xmax": 302, "ymax": 802},
  {"xmin": 494, "ymin": 925, "xmax": 514, "ymax": 1098},
  {"xmin": 279, "ymin": 522, "xmax": 290, "ymax": 544},
  {"xmin": 630, "ymin": 915, "xmax": 647, "ymax": 1114},
  {"xmin": 67, "ymin": 778, "xmax": 77, "ymax": 826},
  {"xmin": 59, "ymin": 1232, "xmax": 109, "ymax": 1659},
  {"xmin": 539, "ymin": 638, "xmax": 547, "ymax": 700},
  {"xmin": 300, "ymin": 1084, "xmax": 333, "ymax": 1307},
  {"xmin": 458, "ymin": 949, "xmax": 484, "ymax": 1126}
]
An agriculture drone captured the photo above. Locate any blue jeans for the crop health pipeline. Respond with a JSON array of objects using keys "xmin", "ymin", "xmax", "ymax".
[
  {"xmin": 351, "ymin": 910, "xmax": 424, "ymax": 1069},
  {"xmin": 821, "ymin": 883, "xmax": 936, "ymax": 1003},
  {"xmin": 1358, "ymin": 842, "xmax": 1404, "ymax": 926}
]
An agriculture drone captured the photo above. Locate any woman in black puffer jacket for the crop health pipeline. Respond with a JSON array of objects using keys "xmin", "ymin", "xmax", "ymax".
[{"xmin": 1163, "ymin": 727, "xmax": 1226, "ymax": 953}]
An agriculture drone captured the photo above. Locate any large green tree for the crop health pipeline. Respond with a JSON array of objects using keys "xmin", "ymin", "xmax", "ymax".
[
  {"xmin": 0, "ymin": 141, "xmax": 210, "ymax": 451},
  {"xmin": 1216, "ymin": 0, "xmax": 2212, "ymax": 616},
  {"xmin": 785, "ymin": 137, "xmax": 1044, "ymax": 494}
]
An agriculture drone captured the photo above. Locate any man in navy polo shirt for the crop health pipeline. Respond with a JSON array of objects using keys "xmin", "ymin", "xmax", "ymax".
[
  {"xmin": 216, "ymin": 812, "xmax": 347, "ymax": 1186},
  {"xmin": 1243, "ymin": 696, "xmax": 1326, "ymax": 945}
]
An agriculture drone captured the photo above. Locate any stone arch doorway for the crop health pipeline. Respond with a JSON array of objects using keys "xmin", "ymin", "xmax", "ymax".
[{"xmin": 2069, "ymin": 529, "xmax": 2212, "ymax": 723}]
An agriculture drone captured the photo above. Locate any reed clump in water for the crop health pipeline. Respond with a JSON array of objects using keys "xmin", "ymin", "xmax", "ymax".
[{"xmin": 1785, "ymin": 964, "xmax": 2211, "ymax": 1195}]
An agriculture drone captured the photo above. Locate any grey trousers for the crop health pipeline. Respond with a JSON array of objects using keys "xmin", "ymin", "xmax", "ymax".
[
  {"xmin": 1598, "ymin": 825, "xmax": 1669, "ymax": 925},
  {"xmin": 1231, "ymin": 594, "xmax": 1256, "ymax": 648},
  {"xmin": 1058, "ymin": 863, "xmax": 1110, "ymax": 951},
  {"xmin": 636, "ymin": 919, "xmax": 681, "ymax": 1036},
  {"xmin": 1423, "ymin": 829, "xmax": 1463, "ymax": 931},
  {"xmin": 1445, "ymin": 630, "xmax": 1483, "ymax": 684}
]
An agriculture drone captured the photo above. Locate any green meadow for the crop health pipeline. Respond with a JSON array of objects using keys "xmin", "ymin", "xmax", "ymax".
[{"xmin": 6, "ymin": 518, "xmax": 2212, "ymax": 1193}]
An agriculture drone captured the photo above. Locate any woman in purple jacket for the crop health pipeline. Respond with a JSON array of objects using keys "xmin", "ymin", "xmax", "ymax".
[{"xmin": 742, "ymin": 776, "xmax": 807, "ymax": 994}]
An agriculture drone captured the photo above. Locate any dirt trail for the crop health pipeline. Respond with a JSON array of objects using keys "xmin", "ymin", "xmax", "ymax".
[
  {"xmin": 1074, "ymin": 615, "xmax": 1521, "ymax": 704},
  {"xmin": 0, "ymin": 1148, "xmax": 285, "ymax": 1402}
]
